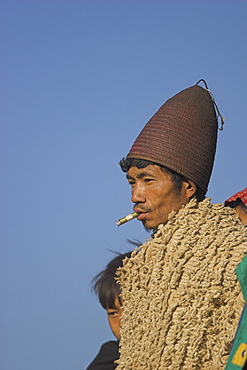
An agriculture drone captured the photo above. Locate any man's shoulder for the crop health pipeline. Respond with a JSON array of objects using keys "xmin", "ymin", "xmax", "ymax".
[
  {"xmin": 165, "ymin": 197, "xmax": 245, "ymax": 231},
  {"xmin": 100, "ymin": 340, "xmax": 119, "ymax": 351},
  {"xmin": 152, "ymin": 197, "xmax": 247, "ymax": 250}
]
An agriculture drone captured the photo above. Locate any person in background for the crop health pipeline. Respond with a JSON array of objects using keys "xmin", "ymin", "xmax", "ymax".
[
  {"xmin": 225, "ymin": 187, "xmax": 247, "ymax": 226},
  {"xmin": 224, "ymin": 188, "xmax": 247, "ymax": 370},
  {"xmin": 86, "ymin": 251, "xmax": 132, "ymax": 370},
  {"xmin": 116, "ymin": 80, "xmax": 247, "ymax": 369}
]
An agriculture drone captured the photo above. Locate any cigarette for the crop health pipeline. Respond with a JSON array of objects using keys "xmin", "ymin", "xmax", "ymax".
[{"xmin": 116, "ymin": 212, "xmax": 139, "ymax": 226}]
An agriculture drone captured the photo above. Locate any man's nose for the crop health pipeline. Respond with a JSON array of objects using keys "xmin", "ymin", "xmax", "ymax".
[{"xmin": 131, "ymin": 184, "xmax": 146, "ymax": 203}]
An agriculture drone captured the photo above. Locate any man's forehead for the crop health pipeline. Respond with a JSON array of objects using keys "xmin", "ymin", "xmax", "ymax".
[{"xmin": 126, "ymin": 164, "xmax": 164, "ymax": 179}]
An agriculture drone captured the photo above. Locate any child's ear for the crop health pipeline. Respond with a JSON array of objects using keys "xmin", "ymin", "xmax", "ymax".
[{"xmin": 185, "ymin": 180, "xmax": 197, "ymax": 199}]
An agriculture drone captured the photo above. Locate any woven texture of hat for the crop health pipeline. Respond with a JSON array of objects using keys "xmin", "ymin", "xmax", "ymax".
[
  {"xmin": 127, "ymin": 85, "xmax": 218, "ymax": 193},
  {"xmin": 116, "ymin": 199, "xmax": 247, "ymax": 370}
]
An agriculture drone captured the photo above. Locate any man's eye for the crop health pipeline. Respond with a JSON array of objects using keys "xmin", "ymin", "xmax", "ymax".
[
  {"xmin": 107, "ymin": 311, "xmax": 118, "ymax": 317},
  {"xmin": 144, "ymin": 178, "xmax": 154, "ymax": 183}
]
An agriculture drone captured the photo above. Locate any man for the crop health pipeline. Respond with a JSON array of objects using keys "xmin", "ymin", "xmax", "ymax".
[
  {"xmin": 116, "ymin": 81, "xmax": 247, "ymax": 369},
  {"xmin": 224, "ymin": 188, "xmax": 247, "ymax": 370}
]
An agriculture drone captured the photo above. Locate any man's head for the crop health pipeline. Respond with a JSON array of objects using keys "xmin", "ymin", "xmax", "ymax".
[
  {"xmin": 120, "ymin": 81, "xmax": 221, "ymax": 229},
  {"xmin": 225, "ymin": 187, "xmax": 247, "ymax": 225},
  {"xmin": 120, "ymin": 158, "xmax": 198, "ymax": 229},
  {"xmin": 92, "ymin": 251, "xmax": 132, "ymax": 340}
]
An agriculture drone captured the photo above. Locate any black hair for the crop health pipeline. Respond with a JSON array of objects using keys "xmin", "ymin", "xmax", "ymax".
[
  {"xmin": 120, "ymin": 158, "xmax": 182, "ymax": 191},
  {"xmin": 227, "ymin": 198, "xmax": 247, "ymax": 214},
  {"xmin": 91, "ymin": 251, "xmax": 132, "ymax": 310},
  {"xmin": 119, "ymin": 157, "xmax": 205, "ymax": 201}
]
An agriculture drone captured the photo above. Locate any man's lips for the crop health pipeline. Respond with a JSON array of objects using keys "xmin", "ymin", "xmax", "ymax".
[
  {"xmin": 137, "ymin": 212, "xmax": 147, "ymax": 221},
  {"xmin": 134, "ymin": 207, "xmax": 149, "ymax": 220}
]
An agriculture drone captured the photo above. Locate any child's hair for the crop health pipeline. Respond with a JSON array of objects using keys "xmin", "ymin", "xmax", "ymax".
[{"xmin": 91, "ymin": 251, "xmax": 132, "ymax": 309}]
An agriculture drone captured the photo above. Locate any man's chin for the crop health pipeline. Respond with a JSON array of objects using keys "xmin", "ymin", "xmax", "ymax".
[
  {"xmin": 142, "ymin": 218, "xmax": 165, "ymax": 231},
  {"xmin": 141, "ymin": 220, "xmax": 157, "ymax": 231}
]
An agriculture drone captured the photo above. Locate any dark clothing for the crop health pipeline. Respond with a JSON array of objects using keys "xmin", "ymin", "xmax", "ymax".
[{"xmin": 86, "ymin": 340, "xmax": 119, "ymax": 370}]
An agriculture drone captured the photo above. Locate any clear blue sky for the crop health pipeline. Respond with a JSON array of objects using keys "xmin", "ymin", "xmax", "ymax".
[{"xmin": 1, "ymin": 1, "xmax": 247, "ymax": 369}]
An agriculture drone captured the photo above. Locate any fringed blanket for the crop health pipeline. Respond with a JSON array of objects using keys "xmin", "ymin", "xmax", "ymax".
[{"xmin": 116, "ymin": 198, "xmax": 247, "ymax": 369}]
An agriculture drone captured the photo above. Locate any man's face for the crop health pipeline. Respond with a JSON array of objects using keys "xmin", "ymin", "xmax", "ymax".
[
  {"xmin": 106, "ymin": 298, "xmax": 122, "ymax": 340},
  {"xmin": 127, "ymin": 164, "xmax": 190, "ymax": 230}
]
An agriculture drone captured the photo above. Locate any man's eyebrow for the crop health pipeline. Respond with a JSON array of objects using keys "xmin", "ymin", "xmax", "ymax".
[{"xmin": 126, "ymin": 171, "xmax": 154, "ymax": 180}]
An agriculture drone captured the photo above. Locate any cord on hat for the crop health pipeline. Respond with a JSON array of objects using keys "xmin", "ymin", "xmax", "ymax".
[{"xmin": 196, "ymin": 79, "xmax": 225, "ymax": 131}]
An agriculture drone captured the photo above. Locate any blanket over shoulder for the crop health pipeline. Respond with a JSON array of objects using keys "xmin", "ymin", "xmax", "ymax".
[{"xmin": 117, "ymin": 198, "xmax": 247, "ymax": 370}]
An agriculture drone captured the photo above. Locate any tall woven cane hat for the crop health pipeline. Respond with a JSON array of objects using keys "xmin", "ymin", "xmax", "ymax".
[{"xmin": 126, "ymin": 80, "xmax": 224, "ymax": 193}]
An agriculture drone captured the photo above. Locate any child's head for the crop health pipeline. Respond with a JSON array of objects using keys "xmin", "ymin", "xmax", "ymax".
[{"xmin": 92, "ymin": 251, "xmax": 132, "ymax": 340}]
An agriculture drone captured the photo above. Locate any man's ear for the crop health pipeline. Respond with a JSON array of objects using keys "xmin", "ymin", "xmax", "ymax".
[{"xmin": 185, "ymin": 180, "xmax": 197, "ymax": 199}]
